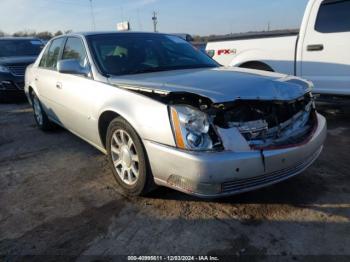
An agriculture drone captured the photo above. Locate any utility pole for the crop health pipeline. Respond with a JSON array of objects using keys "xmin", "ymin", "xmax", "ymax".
[
  {"xmin": 89, "ymin": 0, "xmax": 96, "ymax": 31},
  {"xmin": 267, "ymin": 21, "xmax": 271, "ymax": 31},
  {"xmin": 152, "ymin": 11, "xmax": 158, "ymax": 32}
]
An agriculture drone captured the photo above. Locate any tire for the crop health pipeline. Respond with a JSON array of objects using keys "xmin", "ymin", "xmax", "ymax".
[
  {"xmin": 31, "ymin": 91, "xmax": 55, "ymax": 131},
  {"xmin": 106, "ymin": 117, "xmax": 156, "ymax": 196}
]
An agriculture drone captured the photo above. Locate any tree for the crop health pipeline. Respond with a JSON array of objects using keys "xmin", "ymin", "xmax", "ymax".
[
  {"xmin": 54, "ymin": 30, "xmax": 63, "ymax": 36},
  {"xmin": 0, "ymin": 30, "xmax": 5, "ymax": 37},
  {"xmin": 10, "ymin": 29, "xmax": 72, "ymax": 40},
  {"xmin": 36, "ymin": 31, "xmax": 53, "ymax": 40}
]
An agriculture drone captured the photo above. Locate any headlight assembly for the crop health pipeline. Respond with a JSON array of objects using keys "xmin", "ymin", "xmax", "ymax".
[
  {"xmin": 0, "ymin": 65, "xmax": 10, "ymax": 73},
  {"xmin": 170, "ymin": 105, "xmax": 216, "ymax": 151}
]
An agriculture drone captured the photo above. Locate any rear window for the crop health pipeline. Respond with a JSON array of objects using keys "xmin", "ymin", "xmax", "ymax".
[
  {"xmin": 40, "ymin": 38, "xmax": 65, "ymax": 70},
  {"xmin": 315, "ymin": 0, "xmax": 350, "ymax": 33},
  {"xmin": 0, "ymin": 39, "xmax": 43, "ymax": 57}
]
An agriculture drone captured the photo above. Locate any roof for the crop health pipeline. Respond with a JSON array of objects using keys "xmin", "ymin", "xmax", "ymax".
[{"xmin": 68, "ymin": 31, "xmax": 167, "ymax": 37}]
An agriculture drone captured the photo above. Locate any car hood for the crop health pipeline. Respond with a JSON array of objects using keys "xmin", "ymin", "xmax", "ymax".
[
  {"xmin": 108, "ymin": 67, "xmax": 312, "ymax": 103},
  {"xmin": 0, "ymin": 56, "xmax": 37, "ymax": 65}
]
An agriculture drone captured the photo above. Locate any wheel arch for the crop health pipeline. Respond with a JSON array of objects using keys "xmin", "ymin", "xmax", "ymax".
[
  {"xmin": 239, "ymin": 61, "xmax": 274, "ymax": 72},
  {"xmin": 98, "ymin": 110, "xmax": 121, "ymax": 149},
  {"xmin": 98, "ymin": 109, "xmax": 146, "ymax": 149},
  {"xmin": 27, "ymin": 86, "xmax": 35, "ymax": 103},
  {"xmin": 27, "ymin": 85, "xmax": 41, "ymax": 105}
]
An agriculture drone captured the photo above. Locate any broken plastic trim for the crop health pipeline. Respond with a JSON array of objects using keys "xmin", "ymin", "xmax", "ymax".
[
  {"xmin": 117, "ymin": 84, "xmax": 170, "ymax": 96},
  {"xmin": 115, "ymin": 82, "xmax": 315, "ymax": 150},
  {"xmin": 115, "ymin": 83, "xmax": 214, "ymax": 108},
  {"xmin": 212, "ymin": 93, "xmax": 316, "ymax": 149}
]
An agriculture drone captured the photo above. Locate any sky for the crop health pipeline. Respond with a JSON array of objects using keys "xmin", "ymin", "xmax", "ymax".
[{"xmin": 0, "ymin": 0, "xmax": 309, "ymax": 35}]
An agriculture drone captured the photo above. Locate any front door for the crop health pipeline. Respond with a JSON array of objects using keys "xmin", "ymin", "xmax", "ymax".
[{"xmin": 54, "ymin": 37, "xmax": 100, "ymax": 144}]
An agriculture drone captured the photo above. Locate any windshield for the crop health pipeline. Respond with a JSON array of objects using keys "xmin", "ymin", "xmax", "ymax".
[
  {"xmin": 0, "ymin": 39, "xmax": 43, "ymax": 57},
  {"xmin": 87, "ymin": 33, "xmax": 219, "ymax": 76}
]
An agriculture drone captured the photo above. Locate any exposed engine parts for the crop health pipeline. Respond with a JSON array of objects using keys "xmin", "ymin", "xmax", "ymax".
[
  {"xmin": 125, "ymin": 84, "xmax": 316, "ymax": 150},
  {"xmin": 212, "ymin": 94, "xmax": 316, "ymax": 149}
]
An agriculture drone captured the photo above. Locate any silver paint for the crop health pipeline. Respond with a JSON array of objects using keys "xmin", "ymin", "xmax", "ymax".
[{"xmin": 24, "ymin": 32, "xmax": 327, "ymax": 197}]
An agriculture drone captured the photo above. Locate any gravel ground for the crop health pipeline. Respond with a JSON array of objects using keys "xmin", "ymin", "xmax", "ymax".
[{"xmin": 0, "ymin": 102, "xmax": 349, "ymax": 261}]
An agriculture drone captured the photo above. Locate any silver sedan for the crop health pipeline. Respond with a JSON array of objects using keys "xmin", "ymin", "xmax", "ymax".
[{"xmin": 25, "ymin": 32, "xmax": 327, "ymax": 198}]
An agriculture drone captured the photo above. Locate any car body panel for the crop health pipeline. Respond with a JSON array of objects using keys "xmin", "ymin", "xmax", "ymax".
[
  {"xmin": 0, "ymin": 56, "xmax": 37, "ymax": 65},
  {"xmin": 145, "ymin": 113, "xmax": 326, "ymax": 197},
  {"xmin": 0, "ymin": 38, "xmax": 44, "ymax": 100},
  {"xmin": 110, "ymin": 67, "xmax": 311, "ymax": 103}
]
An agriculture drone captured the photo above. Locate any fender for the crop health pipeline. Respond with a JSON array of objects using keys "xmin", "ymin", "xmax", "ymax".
[
  {"xmin": 96, "ymin": 84, "xmax": 176, "ymax": 149},
  {"xmin": 230, "ymin": 48, "xmax": 295, "ymax": 75},
  {"xmin": 229, "ymin": 49, "xmax": 275, "ymax": 69},
  {"xmin": 24, "ymin": 66, "xmax": 39, "ymax": 105}
]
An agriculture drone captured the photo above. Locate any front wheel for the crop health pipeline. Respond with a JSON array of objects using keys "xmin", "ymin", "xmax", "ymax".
[{"xmin": 106, "ymin": 117, "xmax": 155, "ymax": 196}]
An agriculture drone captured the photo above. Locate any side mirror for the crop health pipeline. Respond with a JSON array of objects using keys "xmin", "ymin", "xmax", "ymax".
[{"xmin": 57, "ymin": 59, "xmax": 90, "ymax": 76}]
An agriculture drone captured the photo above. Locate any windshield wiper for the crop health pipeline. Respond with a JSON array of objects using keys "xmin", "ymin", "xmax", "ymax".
[
  {"xmin": 127, "ymin": 67, "xmax": 166, "ymax": 75},
  {"xmin": 126, "ymin": 64, "xmax": 217, "ymax": 75}
]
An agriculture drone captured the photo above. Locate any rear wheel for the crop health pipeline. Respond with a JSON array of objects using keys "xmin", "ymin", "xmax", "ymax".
[
  {"xmin": 31, "ymin": 92, "xmax": 54, "ymax": 131},
  {"xmin": 106, "ymin": 117, "xmax": 155, "ymax": 196}
]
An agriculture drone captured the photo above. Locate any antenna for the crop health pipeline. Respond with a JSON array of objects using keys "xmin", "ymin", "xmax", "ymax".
[
  {"xmin": 152, "ymin": 11, "xmax": 158, "ymax": 32},
  {"xmin": 89, "ymin": 0, "xmax": 96, "ymax": 31}
]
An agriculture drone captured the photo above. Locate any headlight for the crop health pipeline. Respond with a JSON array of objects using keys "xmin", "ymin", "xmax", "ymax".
[
  {"xmin": 0, "ymin": 65, "xmax": 10, "ymax": 73},
  {"xmin": 170, "ymin": 105, "xmax": 214, "ymax": 150}
]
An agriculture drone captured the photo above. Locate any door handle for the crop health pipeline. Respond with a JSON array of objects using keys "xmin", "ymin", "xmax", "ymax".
[
  {"xmin": 56, "ymin": 82, "xmax": 62, "ymax": 89},
  {"xmin": 307, "ymin": 44, "xmax": 324, "ymax": 51}
]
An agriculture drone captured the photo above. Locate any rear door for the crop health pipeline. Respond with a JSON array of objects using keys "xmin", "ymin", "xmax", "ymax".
[
  {"xmin": 35, "ymin": 37, "xmax": 65, "ymax": 122},
  {"xmin": 300, "ymin": 0, "xmax": 350, "ymax": 95}
]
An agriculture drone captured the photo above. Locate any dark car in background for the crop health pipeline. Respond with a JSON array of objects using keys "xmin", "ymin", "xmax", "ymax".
[{"xmin": 0, "ymin": 37, "xmax": 44, "ymax": 102}]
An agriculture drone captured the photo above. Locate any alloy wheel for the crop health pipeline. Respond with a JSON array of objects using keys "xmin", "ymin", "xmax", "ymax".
[{"xmin": 110, "ymin": 129, "xmax": 140, "ymax": 186}]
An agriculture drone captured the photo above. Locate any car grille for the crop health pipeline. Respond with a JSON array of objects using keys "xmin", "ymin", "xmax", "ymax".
[
  {"xmin": 221, "ymin": 147, "xmax": 322, "ymax": 193},
  {"xmin": 0, "ymin": 81, "xmax": 24, "ymax": 90},
  {"xmin": 8, "ymin": 65, "xmax": 27, "ymax": 76},
  {"xmin": 15, "ymin": 81, "xmax": 25, "ymax": 89}
]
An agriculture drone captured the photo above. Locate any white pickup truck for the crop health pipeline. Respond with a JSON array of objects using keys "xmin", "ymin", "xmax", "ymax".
[{"xmin": 206, "ymin": 0, "xmax": 350, "ymax": 97}]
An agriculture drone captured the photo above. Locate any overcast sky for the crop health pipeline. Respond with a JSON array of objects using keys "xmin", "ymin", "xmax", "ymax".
[{"xmin": 0, "ymin": 0, "xmax": 309, "ymax": 35}]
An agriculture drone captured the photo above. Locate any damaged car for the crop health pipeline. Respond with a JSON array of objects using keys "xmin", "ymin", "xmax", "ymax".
[{"xmin": 24, "ymin": 32, "xmax": 327, "ymax": 198}]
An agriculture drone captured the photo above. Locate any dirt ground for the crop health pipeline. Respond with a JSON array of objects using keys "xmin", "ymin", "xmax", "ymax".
[{"xmin": 0, "ymin": 102, "xmax": 349, "ymax": 261}]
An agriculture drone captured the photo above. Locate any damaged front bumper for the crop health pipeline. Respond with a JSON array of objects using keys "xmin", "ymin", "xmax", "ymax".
[{"xmin": 144, "ymin": 113, "xmax": 327, "ymax": 198}]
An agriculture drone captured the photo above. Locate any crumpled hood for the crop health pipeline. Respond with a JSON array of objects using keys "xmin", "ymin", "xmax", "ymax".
[
  {"xmin": 108, "ymin": 67, "xmax": 312, "ymax": 103},
  {"xmin": 0, "ymin": 56, "xmax": 37, "ymax": 65}
]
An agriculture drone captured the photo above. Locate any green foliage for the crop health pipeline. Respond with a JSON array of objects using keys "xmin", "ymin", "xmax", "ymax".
[{"xmin": 9, "ymin": 30, "xmax": 72, "ymax": 40}]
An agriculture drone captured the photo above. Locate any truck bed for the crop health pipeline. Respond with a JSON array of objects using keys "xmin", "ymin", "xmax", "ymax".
[{"xmin": 207, "ymin": 29, "xmax": 299, "ymax": 43}]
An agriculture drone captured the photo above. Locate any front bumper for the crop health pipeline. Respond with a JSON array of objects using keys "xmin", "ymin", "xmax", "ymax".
[
  {"xmin": 0, "ymin": 72, "xmax": 26, "ymax": 100},
  {"xmin": 144, "ymin": 113, "xmax": 327, "ymax": 198}
]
